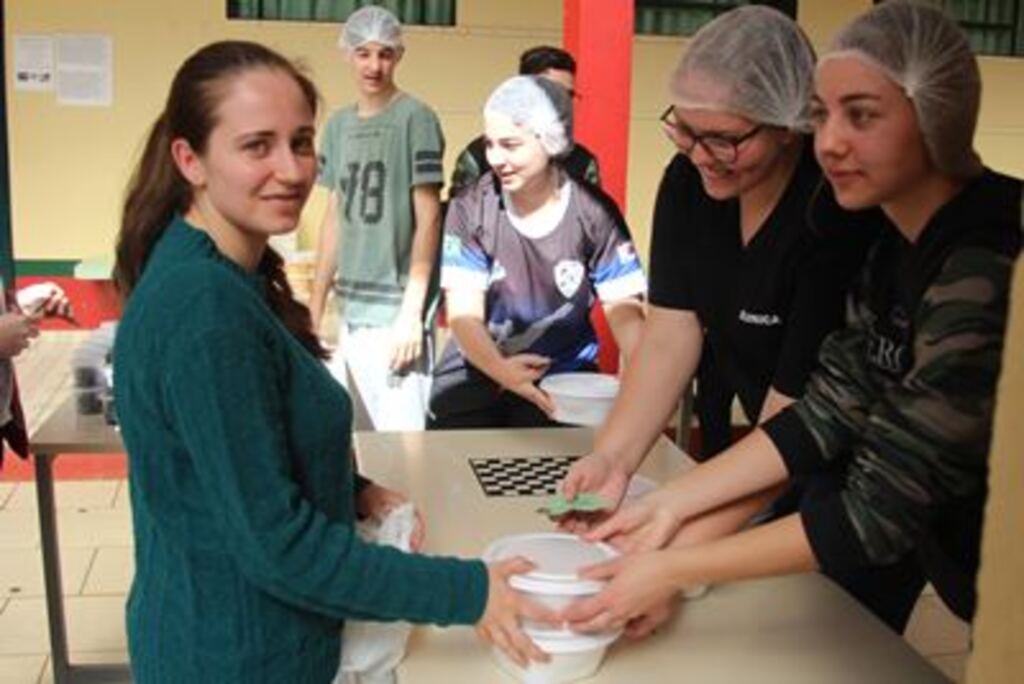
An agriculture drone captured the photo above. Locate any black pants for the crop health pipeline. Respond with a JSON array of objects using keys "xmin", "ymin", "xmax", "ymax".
[{"xmin": 427, "ymin": 392, "xmax": 563, "ymax": 430}]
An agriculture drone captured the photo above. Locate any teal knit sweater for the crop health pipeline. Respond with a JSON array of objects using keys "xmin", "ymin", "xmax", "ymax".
[{"xmin": 113, "ymin": 217, "xmax": 487, "ymax": 683}]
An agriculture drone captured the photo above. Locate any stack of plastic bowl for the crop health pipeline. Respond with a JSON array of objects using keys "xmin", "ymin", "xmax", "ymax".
[
  {"xmin": 70, "ymin": 322, "xmax": 117, "ymax": 423},
  {"xmin": 482, "ymin": 533, "xmax": 622, "ymax": 684},
  {"xmin": 539, "ymin": 373, "xmax": 620, "ymax": 426}
]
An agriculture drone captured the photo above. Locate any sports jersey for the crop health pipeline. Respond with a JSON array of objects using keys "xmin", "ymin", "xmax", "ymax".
[
  {"xmin": 648, "ymin": 143, "xmax": 879, "ymax": 453},
  {"xmin": 763, "ymin": 169, "xmax": 1022, "ymax": 621},
  {"xmin": 318, "ymin": 94, "xmax": 444, "ymax": 327},
  {"xmin": 431, "ymin": 173, "xmax": 645, "ymax": 418},
  {"xmin": 449, "ymin": 135, "xmax": 600, "ymax": 199}
]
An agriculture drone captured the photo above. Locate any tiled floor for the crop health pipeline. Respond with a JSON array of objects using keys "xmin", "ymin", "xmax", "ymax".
[{"xmin": 0, "ymin": 331, "xmax": 971, "ymax": 683}]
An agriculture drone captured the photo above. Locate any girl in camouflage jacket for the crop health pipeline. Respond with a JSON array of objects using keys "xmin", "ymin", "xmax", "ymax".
[{"xmin": 559, "ymin": 1, "xmax": 1021, "ymax": 637}]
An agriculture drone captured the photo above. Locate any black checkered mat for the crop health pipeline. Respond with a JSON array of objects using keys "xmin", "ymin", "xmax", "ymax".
[{"xmin": 468, "ymin": 456, "xmax": 580, "ymax": 497}]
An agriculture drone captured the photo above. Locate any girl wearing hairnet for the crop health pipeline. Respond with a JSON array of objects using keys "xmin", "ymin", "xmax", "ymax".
[
  {"xmin": 428, "ymin": 75, "xmax": 647, "ymax": 428},
  {"xmin": 562, "ymin": 3, "xmax": 876, "ymax": 615},
  {"xmin": 561, "ymin": 1, "xmax": 1020, "ymax": 638}
]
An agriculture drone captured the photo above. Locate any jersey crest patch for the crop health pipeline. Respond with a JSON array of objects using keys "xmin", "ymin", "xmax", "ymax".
[{"xmin": 554, "ymin": 260, "xmax": 585, "ymax": 299}]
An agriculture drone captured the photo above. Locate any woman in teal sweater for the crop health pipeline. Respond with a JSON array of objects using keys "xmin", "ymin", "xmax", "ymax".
[{"xmin": 112, "ymin": 41, "xmax": 549, "ymax": 683}]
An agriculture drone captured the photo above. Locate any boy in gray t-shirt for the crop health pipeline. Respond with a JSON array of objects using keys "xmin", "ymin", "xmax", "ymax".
[{"xmin": 310, "ymin": 6, "xmax": 444, "ymax": 430}]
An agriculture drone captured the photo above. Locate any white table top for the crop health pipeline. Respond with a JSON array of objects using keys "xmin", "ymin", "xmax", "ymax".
[{"xmin": 355, "ymin": 428, "xmax": 945, "ymax": 684}]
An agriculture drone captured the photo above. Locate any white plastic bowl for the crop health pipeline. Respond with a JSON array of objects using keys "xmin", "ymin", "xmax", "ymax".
[
  {"xmin": 539, "ymin": 372, "xmax": 619, "ymax": 426},
  {"xmin": 491, "ymin": 630, "xmax": 619, "ymax": 684},
  {"xmin": 483, "ymin": 533, "xmax": 623, "ymax": 644}
]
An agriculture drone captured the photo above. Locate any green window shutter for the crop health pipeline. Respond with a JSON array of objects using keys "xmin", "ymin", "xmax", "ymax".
[
  {"xmin": 635, "ymin": 1, "xmax": 796, "ymax": 37},
  {"xmin": 227, "ymin": 0, "xmax": 456, "ymax": 25},
  {"xmin": 875, "ymin": 1, "xmax": 1023, "ymax": 56}
]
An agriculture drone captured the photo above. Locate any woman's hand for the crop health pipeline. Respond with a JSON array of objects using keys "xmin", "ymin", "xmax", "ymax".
[
  {"xmin": 16, "ymin": 282, "xmax": 73, "ymax": 320},
  {"xmin": 582, "ymin": 490, "xmax": 684, "ymax": 554},
  {"xmin": 564, "ymin": 551, "xmax": 681, "ymax": 634},
  {"xmin": 477, "ymin": 557, "xmax": 560, "ymax": 667},
  {"xmin": 0, "ymin": 312, "xmax": 40, "ymax": 359},
  {"xmin": 557, "ymin": 452, "xmax": 631, "ymax": 533},
  {"xmin": 623, "ymin": 598, "xmax": 678, "ymax": 640},
  {"xmin": 356, "ymin": 483, "xmax": 426, "ymax": 552},
  {"xmin": 496, "ymin": 354, "xmax": 555, "ymax": 415}
]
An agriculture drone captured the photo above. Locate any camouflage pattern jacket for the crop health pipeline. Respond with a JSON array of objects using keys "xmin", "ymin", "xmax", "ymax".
[{"xmin": 763, "ymin": 169, "xmax": 1022, "ymax": 619}]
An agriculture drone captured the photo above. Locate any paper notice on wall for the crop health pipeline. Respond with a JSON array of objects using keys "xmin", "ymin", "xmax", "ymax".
[
  {"xmin": 13, "ymin": 35, "xmax": 55, "ymax": 91},
  {"xmin": 56, "ymin": 34, "xmax": 113, "ymax": 106}
]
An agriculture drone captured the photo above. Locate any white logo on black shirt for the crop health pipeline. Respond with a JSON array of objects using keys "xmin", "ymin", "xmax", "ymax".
[
  {"xmin": 554, "ymin": 260, "xmax": 585, "ymax": 299},
  {"xmin": 738, "ymin": 309, "xmax": 782, "ymax": 326}
]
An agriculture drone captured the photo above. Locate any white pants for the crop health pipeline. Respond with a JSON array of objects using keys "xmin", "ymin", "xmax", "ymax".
[{"xmin": 327, "ymin": 324, "xmax": 431, "ymax": 431}]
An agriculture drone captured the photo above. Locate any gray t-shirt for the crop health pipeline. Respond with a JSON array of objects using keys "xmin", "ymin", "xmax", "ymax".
[{"xmin": 318, "ymin": 94, "xmax": 444, "ymax": 327}]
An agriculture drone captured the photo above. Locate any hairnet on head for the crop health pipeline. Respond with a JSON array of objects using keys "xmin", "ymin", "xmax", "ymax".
[
  {"xmin": 338, "ymin": 5, "xmax": 403, "ymax": 52},
  {"xmin": 484, "ymin": 75, "xmax": 573, "ymax": 158},
  {"xmin": 820, "ymin": 1, "xmax": 982, "ymax": 179},
  {"xmin": 669, "ymin": 5, "xmax": 816, "ymax": 131}
]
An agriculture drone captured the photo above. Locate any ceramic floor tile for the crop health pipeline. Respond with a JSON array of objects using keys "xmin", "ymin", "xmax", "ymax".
[
  {"xmin": 5, "ymin": 481, "xmax": 120, "ymax": 512},
  {"xmin": 65, "ymin": 595, "xmax": 129, "ymax": 653},
  {"xmin": 37, "ymin": 652, "xmax": 131, "ymax": 684},
  {"xmin": 0, "ymin": 511, "xmax": 40, "ymax": 549},
  {"xmin": 0, "ymin": 595, "xmax": 127, "ymax": 656},
  {"xmin": 930, "ymin": 653, "xmax": 967, "ymax": 683},
  {"xmin": 111, "ymin": 481, "xmax": 131, "ymax": 510},
  {"xmin": 0, "ymin": 547, "xmax": 95, "ymax": 599},
  {"xmin": 54, "ymin": 508, "xmax": 132, "ymax": 549},
  {"xmin": 82, "ymin": 547, "xmax": 133, "ymax": 595},
  {"xmin": 0, "ymin": 597, "xmax": 47, "ymax": 655},
  {"xmin": 0, "ymin": 484, "xmax": 15, "ymax": 510},
  {"xmin": 0, "ymin": 654, "xmax": 46, "ymax": 684},
  {"xmin": 905, "ymin": 594, "xmax": 971, "ymax": 657}
]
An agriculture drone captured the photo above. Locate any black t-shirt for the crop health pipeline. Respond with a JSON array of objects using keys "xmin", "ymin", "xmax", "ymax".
[{"xmin": 648, "ymin": 143, "xmax": 880, "ymax": 431}]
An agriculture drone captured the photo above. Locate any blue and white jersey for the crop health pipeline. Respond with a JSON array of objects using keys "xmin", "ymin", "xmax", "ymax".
[{"xmin": 439, "ymin": 173, "xmax": 645, "ymax": 376}]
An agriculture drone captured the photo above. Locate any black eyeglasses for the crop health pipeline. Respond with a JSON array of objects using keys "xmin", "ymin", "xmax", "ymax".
[{"xmin": 659, "ymin": 105, "xmax": 764, "ymax": 164}]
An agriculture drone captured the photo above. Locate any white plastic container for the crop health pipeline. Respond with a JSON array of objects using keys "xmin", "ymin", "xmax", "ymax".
[
  {"xmin": 490, "ymin": 630, "xmax": 620, "ymax": 684},
  {"xmin": 482, "ymin": 533, "xmax": 623, "ymax": 681},
  {"xmin": 539, "ymin": 373, "xmax": 619, "ymax": 426}
]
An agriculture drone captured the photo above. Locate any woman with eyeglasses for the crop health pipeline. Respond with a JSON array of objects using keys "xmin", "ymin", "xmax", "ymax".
[
  {"xmin": 561, "ymin": 5, "xmax": 876, "ymax": 579},
  {"xmin": 562, "ymin": 0, "xmax": 1019, "ymax": 638}
]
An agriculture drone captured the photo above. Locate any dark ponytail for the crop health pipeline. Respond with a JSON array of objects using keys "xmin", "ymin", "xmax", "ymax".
[
  {"xmin": 114, "ymin": 40, "xmax": 327, "ymax": 359},
  {"xmin": 114, "ymin": 113, "xmax": 188, "ymax": 297},
  {"xmin": 259, "ymin": 247, "xmax": 327, "ymax": 359}
]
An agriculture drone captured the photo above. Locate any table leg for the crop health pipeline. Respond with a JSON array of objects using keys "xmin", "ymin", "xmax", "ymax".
[{"xmin": 35, "ymin": 451, "xmax": 71, "ymax": 684}]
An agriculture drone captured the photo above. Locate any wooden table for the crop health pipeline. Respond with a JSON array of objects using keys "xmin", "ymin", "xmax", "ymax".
[
  {"xmin": 355, "ymin": 428, "xmax": 947, "ymax": 684},
  {"xmin": 28, "ymin": 399, "xmax": 946, "ymax": 683}
]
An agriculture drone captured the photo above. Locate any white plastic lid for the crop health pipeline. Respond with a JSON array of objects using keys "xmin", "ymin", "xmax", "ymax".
[
  {"xmin": 482, "ymin": 533, "xmax": 617, "ymax": 594},
  {"xmin": 531, "ymin": 628, "xmax": 621, "ymax": 654},
  {"xmin": 524, "ymin": 620, "xmax": 623, "ymax": 643},
  {"xmin": 540, "ymin": 372, "xmax": 620, "ymax": 400}
]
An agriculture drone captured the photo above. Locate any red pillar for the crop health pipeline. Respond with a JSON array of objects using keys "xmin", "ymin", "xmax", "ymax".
[
  {"xmin": 564, "ymin": 0, "xmax": 634, "ymax": 373},
  {"xmin": 564, "ymin": 0, "xmax": 634, "ymax": 210}
]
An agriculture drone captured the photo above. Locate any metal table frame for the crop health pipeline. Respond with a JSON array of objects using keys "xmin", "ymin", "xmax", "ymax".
[{"xmin": 30, "ymin": 398, "xmax": 128, "ymax": 684}]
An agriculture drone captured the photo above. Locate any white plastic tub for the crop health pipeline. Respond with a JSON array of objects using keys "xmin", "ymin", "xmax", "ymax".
[
  {"xmin": 483, "ymin": 533, "xmax": 623, "ymax": 677},
  {"xmin": 539, "ymin": 373, "xmax": 619, "ymax": 426}
]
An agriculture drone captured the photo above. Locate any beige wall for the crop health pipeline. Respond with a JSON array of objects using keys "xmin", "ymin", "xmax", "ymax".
[
  {"xmin": 6, "ymin": 0, "xmax": 1024, "ymax": 263},
  {"xmin": 967, "ymin": 256, "xmax": 1024, "ymax": 684}
]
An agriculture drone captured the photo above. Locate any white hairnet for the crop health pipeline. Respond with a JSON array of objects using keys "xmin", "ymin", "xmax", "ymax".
[
  {"xmin": 484, "ymin": 75, "xmax": 572, "ymax": 158},
  {"xmin": 820, "ymin": 1, "xmax": 982, "ymax": 179},
  {"xmin": 338, "ymin": 5, "xmax": 403, "ymax": 52},
  {"xmin": 669, "ymin": 5, "xmax": 816, "ymax": 131}
]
